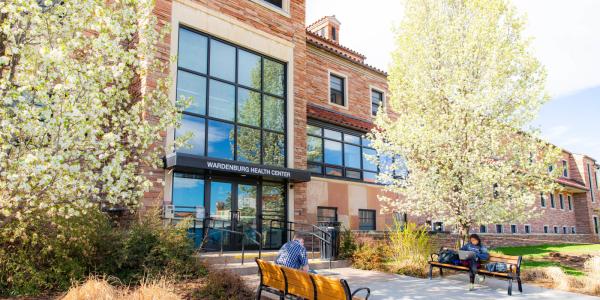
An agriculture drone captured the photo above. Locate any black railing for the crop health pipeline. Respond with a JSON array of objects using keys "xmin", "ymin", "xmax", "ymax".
[
  {"xmin": 163, "ymin": 206, "xmax": 337, "ymax": 268},
  {"xmin": 162, "ymin": 206, "xmax": 262, "ymax": 265},
  {"xmin": 261, "ymin": 216, "xmax": 335, "ymax": 269}
]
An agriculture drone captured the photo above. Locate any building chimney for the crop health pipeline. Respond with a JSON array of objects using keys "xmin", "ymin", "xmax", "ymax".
[{"xmin": 307, "ymin": 15, "xmax": 341, "ymax": 43}]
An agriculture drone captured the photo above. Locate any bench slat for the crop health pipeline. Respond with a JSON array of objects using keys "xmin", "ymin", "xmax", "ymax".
[
  {"xmin": 311, "ymin": 275, "xmax": 348, "ymax": 300},
  {"xmin": 281, "ymin": 266, "xmax": 315, "ymax": 300}
]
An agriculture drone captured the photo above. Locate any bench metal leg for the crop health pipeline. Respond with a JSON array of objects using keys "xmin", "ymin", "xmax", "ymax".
[
  {"xmin": 429, "ymin": 265, "xmax": 433, "ymax": 280},
  {"xmin": 508, "ymin": 278, "xmax": 513, "ymax": 296},
  {"xmin": 256, "ymin": 286, "xmax": 262, "ymax": 300},
  {"xmin": 517, "ymin": 277, "xmax": 523, "ymax": 293},
  {"xmin": 439, "ymin": 267, "xmax": 443, "ymax": 277}
]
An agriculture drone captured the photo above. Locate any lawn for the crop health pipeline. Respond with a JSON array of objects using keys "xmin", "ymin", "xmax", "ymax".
[{"xmin": 492, "ymin": 244, "xmax": 600, "ymax": 276}]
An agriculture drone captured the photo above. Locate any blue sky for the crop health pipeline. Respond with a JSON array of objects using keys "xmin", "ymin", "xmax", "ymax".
[{"xmin": 307, "ymin": 0, "xmax": 600, "ymax": 160}]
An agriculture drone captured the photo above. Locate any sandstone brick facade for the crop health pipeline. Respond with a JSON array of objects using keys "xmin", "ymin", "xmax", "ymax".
[{"xmin": 143, "ymin": 0, "xmax": 600, "ymax": 246}]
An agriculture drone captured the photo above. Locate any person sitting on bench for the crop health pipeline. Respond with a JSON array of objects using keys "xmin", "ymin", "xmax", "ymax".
[
  {"xmin": 460, "ymin": 233, "xmax": 489, "ymax": 290},
  {"xmin": 275, "ymin": 233, "xmax": 310, "ymax": 272}
]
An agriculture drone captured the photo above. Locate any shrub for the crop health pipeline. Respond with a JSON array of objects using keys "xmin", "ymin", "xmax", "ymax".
[
  {"xmin": 62, "ymin": 277, "xmax": 182, "ymax": 300},
  {"xmin": 338, "ymin": 227, "xmax": 357, "ymax": 259},
  {"xmin": 386, "ymin": 221, "xmax": 432, "ymax": 277},
  {"xmin": 61, "ymin": 277, "xmax": 119, "ymax": 300},
  {"xmin": 106, "ymin": 212, "xmax": 200, "ymax": 284},
  {"xmin": 0, "ymin": 209, "xmax": 114, "ymax": 295},
  {"xmin": 0, "ymin": 208, "xmax": 202, "ymax": 296},
  {"xmin": 191, "ymin": 267, "xmax": 254, "ymax": 300},
  {"xmin": 351, "ymin": 238, "xmax": 388, "ymax": 271}
]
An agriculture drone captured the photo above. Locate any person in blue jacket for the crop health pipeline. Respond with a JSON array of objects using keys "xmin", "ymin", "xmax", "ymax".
[{"xmin": 461, "ymin": 233, "xmax": 489, "ymax": 289}]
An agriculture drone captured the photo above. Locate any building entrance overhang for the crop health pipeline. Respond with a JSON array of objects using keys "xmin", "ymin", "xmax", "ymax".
[
  {"xmin": 556, "ymin": 177, "xmax": 589, "ymax": 193},
  {"xmin": 164, "ymin": 152, "xmax": 311, "ymax": 183}
]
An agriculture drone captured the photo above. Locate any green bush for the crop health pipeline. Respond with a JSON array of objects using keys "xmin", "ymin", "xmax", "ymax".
[
  {"xmin": 351, "ymin": 238, "xmax": 389, "ymax": 271},
  {"xmin": 338, "ymin": 227, "xmax": 357, "ymax": 259},
  {"xmin": 387, "ymin": 221, "xmax": 432, "ymax": 277},
  {"xmin": 0, "ymin": 208, "xmax": 201, "ymax": 296}
]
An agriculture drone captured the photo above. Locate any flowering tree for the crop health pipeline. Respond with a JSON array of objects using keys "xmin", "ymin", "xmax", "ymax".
[
  {"xmin": 369, "ymin": 0, "xmax": 562, "ymax": 239},
  {"xmin": 0, "ymin": 0, "xmax": 182, "ymax": 239}
]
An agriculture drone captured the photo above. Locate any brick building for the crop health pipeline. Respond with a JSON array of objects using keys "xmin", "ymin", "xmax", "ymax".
[{"xmin": 146, "ymin": 0, "xmax": 599, "ymax": 250}]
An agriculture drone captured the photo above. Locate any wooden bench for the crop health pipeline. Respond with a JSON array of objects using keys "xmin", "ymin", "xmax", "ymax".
[
  {"xmin": 256, "ymin": 258, "xmax": 371, "ymax": 300},
  {"xmin": 428, "ymin": 249, "xmax": 522, "ymax": 295}
]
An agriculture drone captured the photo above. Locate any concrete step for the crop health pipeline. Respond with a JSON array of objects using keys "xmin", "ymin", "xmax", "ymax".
[
  {"xmin": 196, "ymin": 250, "xmax": 322, "ymax": 265},
  {"xmin": 212, "ymin": 258, "xmax": 350, "ymax": 276}
]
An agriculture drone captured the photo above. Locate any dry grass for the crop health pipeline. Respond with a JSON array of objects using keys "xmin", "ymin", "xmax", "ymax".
[
  {"xmin": 523, "ymin": 256, "xmax": 600, "ymax": 296},
  {"xmin": 61, "ymin": 277, "xmax": 182, "ymax": 300}
]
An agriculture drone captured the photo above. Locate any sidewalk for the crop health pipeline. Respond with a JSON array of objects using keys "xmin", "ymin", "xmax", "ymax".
[{"xmin": 247, "ymin": 267, "xmax": 600, "ymax": 299}]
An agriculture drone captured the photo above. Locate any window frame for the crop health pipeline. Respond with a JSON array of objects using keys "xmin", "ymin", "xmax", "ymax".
[
  {"xmin": 328, "ymin": 71, "xmax": 348, "ymax": 108},
  {"xmin": 174, "ymin": 26, "xmax": 288, "ymax": 168},
  {"xmin": 550, "ymin": 193, "xmax": 555, "ymax": 208},
  {"xmin": 479, "ymin": 225, "xmax": 487, "ymax": 233},
  {"xmin": 250, "ymin": 0, "xmax": 291, "ymax": 16},
  {"xmin": 543, "ymin": 225, "xmax": 549, "ymax": 234},
  {"xmin": 496, "ymin": 224, "xmax": 503, "ymax": 234},
  {"xmin": 559, "ymin": 194, "xmax": 565, "ymax": 210},
  {"xmin": 571, "ymin": 226, "xmax": 576, "ymax": 234},
  {"xmin": 370, "ymin": 87, "xmax": 385, "ymax": 116},
  {"xmin": 588, "ymin": 163, "xmax": 595, "ymax": 202},
  {"xmin": 568, "ymin": 195, "xmax": 573, "ymax": 211},
  {"xmin": 524, "ymin": 224, "xmax": 531, "ymax": 234},
  {"xmin": 317, "ymin": 206, "xmax": 338, "ymax": 223},
  {"xmin": 553, "ymin": 226, "xmax": 559, "ymax": 234},
  {"xmin": 562, "ymin": 160, "xmax": 569, "ymax": 177},
  {"xmin": 306, "ymin": 120, "xmax": 382, "ymax": 183},
  {"xmin": 562, "ymin": 226, "xmax": 568, "ymax": 234},
  {"xmin": 510, "ymin": 224, "xmax": 517, "ymax": 234},
  {"xmin": 358, "ymin": 209, "xmax": 376, "ymax": 231},
  {"xmin": 540, "ymin": 192, "xmax": 546, "ymax": 208}
]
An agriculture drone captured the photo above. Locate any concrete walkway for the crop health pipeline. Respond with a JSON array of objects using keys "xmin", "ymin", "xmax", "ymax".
[
  {"xmin": 247, "ymin": 267, "xmax": 599, "ymax": 299},
  {"xmin": 317, "ymin": 268, "xmax": 599, "ymax": 300}
]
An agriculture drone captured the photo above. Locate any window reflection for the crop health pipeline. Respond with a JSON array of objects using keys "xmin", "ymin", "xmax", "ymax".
[
  {"xmin": 307, "ymin": 136, "xmax": 322, "ymax": 162},
  {"xmin": 362, "ymin": 148, "xmax": 377, "ymax": 171},
  {"xmin": 209, "ymin": 40, "xmax": 235, "ymax": 81},
  {"xmin": 237, "ymin": 88, "xmax": 261, "ymax": 127},
  {"xmin": 262, "ymin": 183, "xmax": 285, "ymax": 249},
  {"xmin": 324, "ymin": 140, "xmax": 342, "ymax": 165},
  {"xmin": 263, "ymin": 59, "xmax": 284, "ymax": 96},
  {"xmin": 263, "ymin": 132, "xmax": 285, "ymax": 167},
  {"xmin": 177, "ymin": 70, "xmax": 206, "ymax": 115},
  {"xmin": 238, "ymin": 50, "xmax": 261, "ymax": 89},
  {"xmin": 237, "ymin": 126, "xmax": 261, "ymax": 164},
  {"xmin": 176, "ymin": 115, "xmax": 205, "ymax": 156},
  {"xmin": 172, "ymin": 173, "xmax": 204, "ymax": 215},
  {"xmin": 178, "ymin": 28, "xmax": 207, "ymax": 73},
  {"xmin": 176, "ymin": 28, "xmax": 286, "ymax": 167},
  {"xmin": 344, "ymin": 144, "xmax": 361, "ymax": 169},
  {"xmin": 208, "ymin": 80, "xmax": 235, "ymax": 121},
  {"xmin": 207, "ymin": 120, "xmax": 234, "ymax": 160},
  {"xmin": 263, "ymin": 95, "xmax": 284, "ymax": 132}
]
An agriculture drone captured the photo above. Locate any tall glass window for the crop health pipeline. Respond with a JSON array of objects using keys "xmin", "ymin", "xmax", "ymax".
[
  {"xmin": 306, "ymin": 122, "xmax": 382, "ymax": 182},
  {"xmin": 172, "ymin": 173, "xmax": 205, "ymax": 214},
  {"xmin": 175, "ymin": 27, "xmax": 286, "ymax": 167}
]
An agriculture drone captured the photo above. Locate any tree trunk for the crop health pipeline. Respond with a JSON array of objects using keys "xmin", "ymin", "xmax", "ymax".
[{"xmin": 458, "ymin": 224, "xmax": 470, "ymax": 247}]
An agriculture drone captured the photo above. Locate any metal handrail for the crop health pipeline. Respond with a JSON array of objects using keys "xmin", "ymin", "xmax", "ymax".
[
  {"xmin": 203, "ymin": 216, "xmax": 262, "ymax": 265},
  {"xmin": 260, "ymin": 216, "xmax": 334, "ymax": 269}
]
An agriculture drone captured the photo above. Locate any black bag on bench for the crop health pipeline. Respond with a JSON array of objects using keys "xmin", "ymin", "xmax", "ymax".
[{"xmin": 438, "ymin": 249, "xmax": 459, "ymax": 264}]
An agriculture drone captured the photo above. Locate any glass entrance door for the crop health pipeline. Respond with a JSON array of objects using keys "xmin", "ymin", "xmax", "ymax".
[
  {"xmin": 207, "ymin": 181, "xmax": 233, "ymax": 249},
  {"xmin": 236, "ymin": 184, "xmax": 258, "ymax": 248},
  {"xmin": 207, "ymin": 181, "xmax": 261, "ymax": 250}
]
